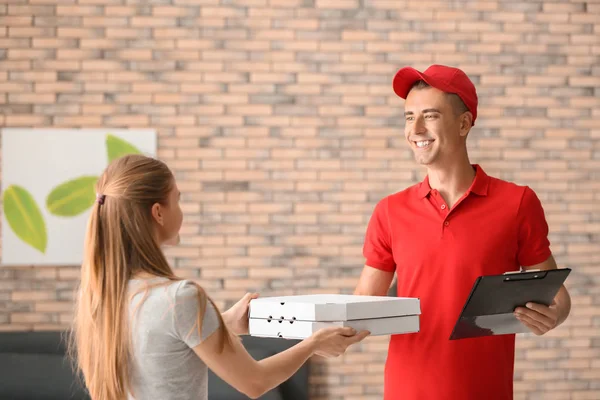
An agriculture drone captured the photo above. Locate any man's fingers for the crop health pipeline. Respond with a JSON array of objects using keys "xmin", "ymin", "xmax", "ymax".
[
  {"xmin": 524, "ymin": 302, "xmax": 549, "ymax": 314},
  {"xmin": 516, "ymin": 313, "xmax": 548, "ymax": 335},
  {"xmin": 515, "ymin": 313, "xmax": 543, "ymax": 334},
  {"xmin": 521, "ymin": 320, "xmax": 544, "ymax": 336},
  {"xmin": 516, "ymin": 308, "xmax": 555, "ymax": 328},
  {"xmin": 529, "ymin": 311, "xmax": 555, "ymax": 328}
]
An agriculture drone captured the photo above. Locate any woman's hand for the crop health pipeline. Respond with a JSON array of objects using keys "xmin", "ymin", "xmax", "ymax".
[
  {"xmin": 307, "ymin": 326, "xmax": 370, "ymax": 357},
  {"xmin": 222, "ymin": 293, "xmax": 259, "ymax": 336}
]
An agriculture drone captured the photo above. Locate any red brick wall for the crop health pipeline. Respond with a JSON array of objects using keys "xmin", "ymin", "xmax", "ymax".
[{"xmin": 1, "ymin": 1, "xmax": 599, "ymax": 399}]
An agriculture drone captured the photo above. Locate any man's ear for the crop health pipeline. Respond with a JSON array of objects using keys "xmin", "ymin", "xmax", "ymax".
[
  {"xmin": 459, "ymin": 112, "xmax": 473, "ymax": 137},
  {"xmin": 151, "ymin": 203, "xmax": 164, "ymax": 226}
]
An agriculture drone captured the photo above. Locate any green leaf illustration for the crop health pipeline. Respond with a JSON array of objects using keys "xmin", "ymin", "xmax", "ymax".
[
  {"xmin": 106, "ymin": 134, "xmax": 141, "ymax": 163},
  {"xmin": 46, "ymin": 176, "xmax": 98, "ymax": 217},
  {"xmin": 3, "ymin": 185, "xmax": 47, "ymax": 253}
]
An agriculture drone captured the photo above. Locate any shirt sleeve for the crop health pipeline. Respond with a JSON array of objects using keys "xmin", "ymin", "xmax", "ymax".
[
  {"xmin": 363, "ymin": 196, "xmax": 396, "ymax": 272},
  {"xmin": 173, "ymin": 280, "xmax": 220, "ymax": 348},
  {"xmin": 516, "ymin": 187, "xmax": 552, "ymax": 267}
]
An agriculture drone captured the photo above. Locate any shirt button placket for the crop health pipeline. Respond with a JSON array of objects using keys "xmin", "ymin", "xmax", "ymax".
[{"xmin": 441, "ymin": 219, "xmax": 449, "ymax": 237}]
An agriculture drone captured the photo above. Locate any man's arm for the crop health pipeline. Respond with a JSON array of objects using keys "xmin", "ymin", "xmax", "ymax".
[
  {"xmin": 354, "ymin": 265, "xmax": 395, "ymax": 296},
  {"xmin": 514, "ymin": 255, "xmax": 572, "ymax": 335}
]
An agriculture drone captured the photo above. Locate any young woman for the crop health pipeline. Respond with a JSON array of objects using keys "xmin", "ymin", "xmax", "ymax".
[{"xmin": 70, "ymin": 154, "xmax": 369, "ymax": 400}]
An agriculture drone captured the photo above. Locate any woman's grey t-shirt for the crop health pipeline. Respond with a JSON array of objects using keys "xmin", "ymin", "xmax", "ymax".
[{"xmin": 127, "ymin": 278, "xmax": 219, "ymax": 400}]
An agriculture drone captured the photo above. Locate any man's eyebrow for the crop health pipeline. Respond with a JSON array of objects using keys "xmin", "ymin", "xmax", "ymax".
[{"xmin": 404, "ymin": 108, "xmax": 442, "ymax": 116}]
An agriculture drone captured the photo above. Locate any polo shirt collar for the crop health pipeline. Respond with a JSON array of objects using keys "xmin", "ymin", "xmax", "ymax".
[{"xmin": 417, "ymin": 164, "xmax": 490, "ymax": 199}]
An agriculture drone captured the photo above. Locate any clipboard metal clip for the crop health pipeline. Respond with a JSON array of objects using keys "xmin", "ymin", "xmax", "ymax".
[
  {"xmin": 503, "ymin": 269, "xmax": 546, "ymax": 281},
  {"xmin": 503, "ymin": 269, "xmax": 541, "ymax": 275}
]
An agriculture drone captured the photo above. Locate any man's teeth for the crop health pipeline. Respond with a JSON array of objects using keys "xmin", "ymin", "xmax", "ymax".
[{"xmin": 416, "ymin": 140, "xmax": 431, "ymax": 148}]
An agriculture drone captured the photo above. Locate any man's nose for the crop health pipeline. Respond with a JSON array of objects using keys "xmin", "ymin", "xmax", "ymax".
[{"xmin": 412, "ymin": 117, "xmax": 426, "ymax": 135}]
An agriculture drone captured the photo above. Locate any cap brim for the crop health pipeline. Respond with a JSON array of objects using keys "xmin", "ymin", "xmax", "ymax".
[
  {"xmin": 392, "ymin": 67, "xmax": 455, "ymax": 99},
  {"xmin": 392, "ymin": 67, "xmax": 427, "ymax": 99}
]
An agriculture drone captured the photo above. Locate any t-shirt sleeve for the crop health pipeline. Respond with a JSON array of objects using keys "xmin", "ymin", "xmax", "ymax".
[
  {"xmin": 516, "ymin": 187, "xmax": 552, "ymax": 267},
  {"xmin": 363, "ymin": 197, "xmax": 396, "ymax": 272},
  {"xmin": 173, "ymin": 280, "xmax": 220, "ymax": 348}
]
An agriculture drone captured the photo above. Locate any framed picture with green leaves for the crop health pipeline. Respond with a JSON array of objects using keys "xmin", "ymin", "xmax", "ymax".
[{"xmin": 1, "ymin": 128, "xmax": 157, "ymax": 266}]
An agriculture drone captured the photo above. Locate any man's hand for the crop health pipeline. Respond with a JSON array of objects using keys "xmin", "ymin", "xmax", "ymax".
[
  {"xmin": 517, "ymin": 256, "xmax": 572, "ymax": 335},
  {"xmin": 514, "ymin": 300, "xmax": 559, "ymax": 336},
  {"xmin": 222, "ymin": 293, "xmax": 259, "ymax": 336}
]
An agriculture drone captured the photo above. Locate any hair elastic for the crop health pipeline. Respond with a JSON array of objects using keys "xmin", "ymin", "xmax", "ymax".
[{"xmin": 96, "ymin": 193, "xmax": 106, "ymax": 205}]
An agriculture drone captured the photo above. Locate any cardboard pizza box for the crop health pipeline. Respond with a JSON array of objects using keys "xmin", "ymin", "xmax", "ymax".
[
  {"xmin": 249, "ymin": 294, "xmax": 421, "ymax": 322},
  {"xmin": 249, "ymin": 314, "xmax": 420, "ymax": 339}
]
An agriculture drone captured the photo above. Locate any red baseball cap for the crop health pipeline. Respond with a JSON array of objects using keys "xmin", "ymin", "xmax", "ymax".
[{"xmin": 392, "ymin": 64, "xmax": 478, "ymax": 126}]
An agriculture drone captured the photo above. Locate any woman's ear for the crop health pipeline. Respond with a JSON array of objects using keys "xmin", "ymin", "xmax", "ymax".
[{"xmin": 151, "ymin": 203, "xmax": 164, "ymax": 226}]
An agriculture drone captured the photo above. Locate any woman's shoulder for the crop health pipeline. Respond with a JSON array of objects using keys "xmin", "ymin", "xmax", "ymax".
[
  {"xmin": 129, "ymin": 277, "xmax": 189, "ymax": 297},
  {"xmin": 173, "ymin": 280, "xmax": 203, "ymax": 302},
  {"xmin": 128, "ymin": 277, "xmax": 208, "ymax": 302}
]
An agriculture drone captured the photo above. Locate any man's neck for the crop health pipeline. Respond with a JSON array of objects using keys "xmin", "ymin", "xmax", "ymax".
[{"xmin": 427, "ymin": 160, "xmax": 476, "ymax": 208}]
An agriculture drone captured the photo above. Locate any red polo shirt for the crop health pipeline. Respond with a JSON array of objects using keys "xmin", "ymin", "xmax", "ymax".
[{"xmin": 363, "ymin": 165, "xmax": 551, "ymax": 400}]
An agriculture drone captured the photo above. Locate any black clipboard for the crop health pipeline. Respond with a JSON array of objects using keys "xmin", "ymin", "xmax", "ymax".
[{"xmin": 449, "ymin": 268, "xmax": 571, "ymax": 340}]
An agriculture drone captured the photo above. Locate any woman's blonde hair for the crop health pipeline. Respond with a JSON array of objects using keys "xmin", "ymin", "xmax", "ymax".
[{"xmin": 69, "ymin": 154, "xmax": 230, "ymax": 400}]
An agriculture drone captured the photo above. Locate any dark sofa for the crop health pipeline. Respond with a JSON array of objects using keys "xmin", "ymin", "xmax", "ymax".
[{"xmin": 0, "ymin": 331, "xmax": 309, "ymax": 400}]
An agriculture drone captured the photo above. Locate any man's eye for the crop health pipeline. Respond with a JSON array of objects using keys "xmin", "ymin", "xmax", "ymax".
[
  {"xmin": 405, "ymin": 116, "xmax": 414, "ymax": 121},
  {"xmin": 425, "ymin": 114, "xmax": 437, "ymax": 119}
]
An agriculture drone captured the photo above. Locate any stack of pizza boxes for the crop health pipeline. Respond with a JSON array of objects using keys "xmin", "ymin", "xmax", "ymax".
[{"xmin": 249, "ymin": 294, "xmax": 421, "ymax": 340}]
